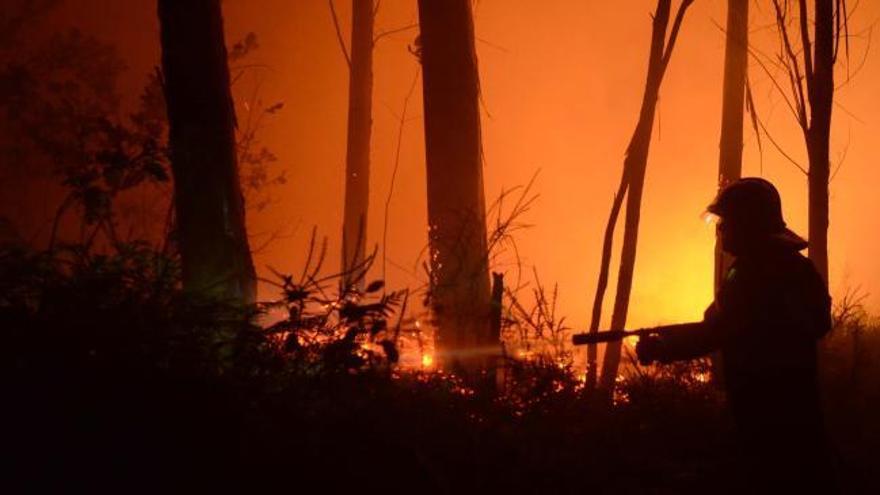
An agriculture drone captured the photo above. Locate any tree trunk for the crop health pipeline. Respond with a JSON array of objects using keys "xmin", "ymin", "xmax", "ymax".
[
  {"xmin": 158, "ymin": 0, "xmax": 256, "ymax": 304},
  {"xmin": 586, "ymin": 187, "xmax": 626, "ymax": 391},
  {"xmin": 806, "ymin": 0, "xmax": 834, "ymax": 286},
  {"xmin": 341, "ymin": 0, "xmax": 374, "ymax": 290},
  {"xmin": 711, "ymin": 0, "xmax": 749, "ymax": 382},
  {"xmin": 417, "ymin": 0, "xmax": 491, "ymax": 370},
  {"xmin": 598, "ymin": 0, "xmax": 693, "ymax": 393},
  {"xmin": 715, "ymin": 0, "xmax": 748, "ymax": 289}
]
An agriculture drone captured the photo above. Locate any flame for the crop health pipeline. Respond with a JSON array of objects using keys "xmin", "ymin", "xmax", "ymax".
[{"xmin": 421, "ymin": 354, "xmax": 433, "ymax": 368}]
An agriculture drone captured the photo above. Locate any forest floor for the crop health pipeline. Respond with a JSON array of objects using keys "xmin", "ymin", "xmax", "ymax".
[{"xmin": 3, "ymin": 246, "xmax": 878, "ymax": 494}]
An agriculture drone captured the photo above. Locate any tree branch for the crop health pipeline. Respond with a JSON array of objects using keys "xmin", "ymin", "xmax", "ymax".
[
  {"xmin": 382, "ymin": 68, "xmax": 420, "ymax": 283},
  {"xmin": 659, "ymin": 0, "xmax": 695, "ymax": 74},
  {"xmin": 772, "ymin": 0, "xmax": 809, "ymax": 129},
  {"xmin": 374, "ymin": 23, "xmax": 417, "ymax": 45},
  {"xmin": 797, "ymin": 0, "xmax": 815, "ymax": 97},
  {"xmin": 753, "ymin": 104, "xmax": 809, "ymax": 175},
  {"xmin": 745, "ymin": 40, "xmax": 806, "ymax": 129},
  {"xmin": 328, "ymin": 0, "xmax": 351, "ymax": 69},
  {"xmin": 744, "ymin": 79, "xmax": 765, "ymax": 171}
]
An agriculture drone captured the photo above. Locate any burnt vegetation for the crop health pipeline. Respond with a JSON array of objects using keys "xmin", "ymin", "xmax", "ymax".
[{"xmin": 4, "ymin": 240, "xmax": 878, "ymax": 492}]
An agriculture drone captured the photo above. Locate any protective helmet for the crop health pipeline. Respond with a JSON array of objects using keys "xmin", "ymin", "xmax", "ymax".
[{"xmin": 707, "ymin": 177, "xmax": 807, "ymax": 250}]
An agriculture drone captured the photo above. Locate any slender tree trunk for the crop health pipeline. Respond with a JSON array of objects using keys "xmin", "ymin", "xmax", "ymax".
[
  {"xmin": 417, "ymin": 0, "xmax": 491, "ymax": 370},
  {"xmin": 341, "ymin": 0, "xmax": 374, "ymax": 289},
  {"xmin": 586, "ymin": 187, "xmax": 626, "ymax": 391},
  {"xmin": 158, "ymin": 0, "xmax": 256, "ymax": 304},
  {"xmin": 807, "ymin": 0, "xmax": 834, "ymax": 286},
  {"xmin": 711, "ymin": 0, "xmax": 749, "ymax": 382},
  {"xmin": 598, "ymin": 0, "xmax": 693, "ymax": 393},
  {"xmin": 715, "ymin": 0, "xmax": 748, "ymax": 289},
  {"xmin": 489, "ymin": 271, "xmax": 504, "ymax": 389}
]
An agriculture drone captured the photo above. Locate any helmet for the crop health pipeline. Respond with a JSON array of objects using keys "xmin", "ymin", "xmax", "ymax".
[{"xmin": 707, "ymin": 177, "xmax": 807, "ymax": 250}]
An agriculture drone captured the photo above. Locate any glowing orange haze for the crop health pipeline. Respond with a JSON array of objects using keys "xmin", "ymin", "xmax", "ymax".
[{"xmin": 53, "ymin": 1, "xmax": 880, "ymax": 334}]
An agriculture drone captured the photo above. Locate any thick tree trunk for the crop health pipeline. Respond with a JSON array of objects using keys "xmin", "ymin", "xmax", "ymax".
[
  {"xmin": 158, "ymin": 0, "xmax": 256, "ymax": 304},
  {"xmin": 598, "ymin": 0, "xmax": 692, "ymax": 393},
  {"xmin": 417, "ymin": 0, "xmax": 491, "ymax": 370},
  {"xmin": 341, "ymin": 0, "xmax": 374, "ymax": 289},
  {"xmin": 807, "ymin": 0, "xmax": 834, "ymax": 286},
  {"xmin": 715, "ymin": 0, "xmax": 748, "ymax": 289}
]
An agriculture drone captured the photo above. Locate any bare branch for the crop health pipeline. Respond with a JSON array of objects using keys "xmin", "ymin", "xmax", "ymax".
[
  {"xmin": 797, "ymin": 0, "xmax": 814, "ymax": 84},
  {"xmin": 382, "ymin": 68, "xmax": 421, "ymax": 283},
  {"xmin": 753, "ymin": 106, "xmax": 809, "ymax": 175},
  {"xmin": 374, "ymin": 23, "xmax": 418, "ymax": 45},
  {"xmin": 836, "ymin": 22, "xmax": 871, "ymax": 89},
  {"xmin": 833, "ymin": 99, "xmax": 865, "ymax": 124},
  {"xmin": 745, "ymin": 41, "xmax": 805, "ymax": 127},
  {"xmin": 833, "ymin": 0, "xmax": 851, "ymax": 62},
  {"xmin": 47, "ymin": 193, "xmax": 76, "ymax": 251},
  {"xmin": 777, "ymin": 50, "xmax": 807, "ymax": 126},
  {"xmin": 300, "ymin": 226, "xmax": 319, "ymax": 284},
  {"xmin": 772, "ymin": 0, "xmax": 809, "ymax": 128},
  {"xmin": 659, "ymin": 0, "xmax": 695, "ymax": 74},
  {"xmin": 830, "ymin": 124, "xmax": 851, "ymax": 182},
  {"xmin": 476, "ymin": 36, "xmax": 510, "ymax": 53},
  {"xmin": 250, "ymin": 227, "xmax": 292, "ymax": 255},
  {"xmin": 744, "ymin": 79, "xmax": 765, "ymax": 172},
  {"xmin": 328, "ymin": 0, "xmax": 351, "ymax": 69}
]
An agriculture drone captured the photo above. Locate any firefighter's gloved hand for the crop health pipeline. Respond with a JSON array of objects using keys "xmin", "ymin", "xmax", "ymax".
[{"xmin": 635, "ymin": 336, "xmax": 662, "ymax": 365}]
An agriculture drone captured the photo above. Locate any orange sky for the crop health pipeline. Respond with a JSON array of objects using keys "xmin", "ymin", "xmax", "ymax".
[{"xmin": 46, "ymin": 0, "xmax": 880, "ymax": 333}]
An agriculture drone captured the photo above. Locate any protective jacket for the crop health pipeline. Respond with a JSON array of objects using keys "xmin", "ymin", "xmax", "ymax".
[{"xmin": 654, "ymin": 246, "xmax": 833, "ymax": 489}]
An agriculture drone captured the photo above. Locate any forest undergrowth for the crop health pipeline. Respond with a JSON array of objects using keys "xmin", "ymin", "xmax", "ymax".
[{"xmin": 2, "ymin": 244, "xmax": 877, "ymax": 494}]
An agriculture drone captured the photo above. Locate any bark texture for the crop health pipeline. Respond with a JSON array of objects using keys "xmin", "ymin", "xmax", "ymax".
[
  {"xmin": 417, "ymin": 0, "xmax": 491, "ymax": 370},
  {"xmin": 158, "ymin": 0, "xmax": 256, "ymax": 304}
]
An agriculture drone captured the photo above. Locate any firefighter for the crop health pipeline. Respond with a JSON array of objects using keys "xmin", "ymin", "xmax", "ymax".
[{"xmin": 636, "ymin": 177, "xmax": 835, "ymax": 490}]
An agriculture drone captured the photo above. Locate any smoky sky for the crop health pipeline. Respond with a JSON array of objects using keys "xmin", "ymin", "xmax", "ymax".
[{"xmin": 10, "ymin": 0, "xmax": 880, "ymax": 331}]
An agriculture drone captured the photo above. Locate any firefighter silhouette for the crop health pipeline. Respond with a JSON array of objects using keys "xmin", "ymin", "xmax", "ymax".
[{"xmin": 636, "ymin": 178, "xmax": 835, "ymax": 490}]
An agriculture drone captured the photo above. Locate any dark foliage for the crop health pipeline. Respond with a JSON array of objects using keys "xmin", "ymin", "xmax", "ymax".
[
  {"xmin": 820, "ymin": 293, "xmax": 880, "ymax": 492},
  {"xmin": 3, "ymin": 244, "xmax": 876, "ymax": 493},
  {"xmin": 0, "ymin": 7, "xmax": 284, "ymax": 251}
]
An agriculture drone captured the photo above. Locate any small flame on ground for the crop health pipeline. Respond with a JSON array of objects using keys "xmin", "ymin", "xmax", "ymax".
[{"xmin": 421, "ymin": 354, "xmax": 433, "ymax": 367}]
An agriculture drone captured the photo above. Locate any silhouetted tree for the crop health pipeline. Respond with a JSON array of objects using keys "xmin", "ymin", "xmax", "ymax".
[
  {"xmin": 0, "ymin": 9, "xmax": 171, "ymax": 252},
  {"xmin": 158, "ymin": 0, "xmax": 256, "ymax": 304},
  {"xmin": 715, "ymin": 0, "xmax": 748, "ymax": 290},
  {"xmin": 588, "ymin": 0, "xmax": 694, "ymax": 393},
  {"xmin": 417, "ymin": 0, "xmax": 491, "ymax": 370},
  {"xmin": 767, "ymin": 0, "xmax": 846, "ymax": 285},
  {"xmin": 707, "ymin": 0, "xmax": 750, "ymax": 381},
  {"xmin": 332, "ymin": 0, "xmax": 375, "ymax": 290}
]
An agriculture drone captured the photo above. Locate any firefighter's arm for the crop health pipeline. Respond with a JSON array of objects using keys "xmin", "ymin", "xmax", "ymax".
[{"xmin": 635, "ymin": 305, "xmax": 727, "ymax": 365}]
